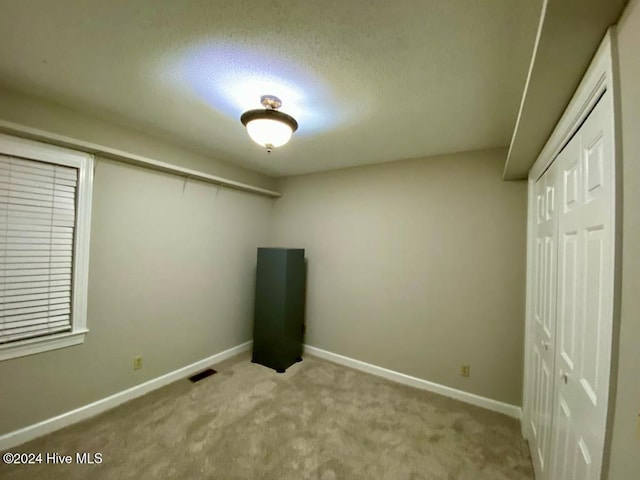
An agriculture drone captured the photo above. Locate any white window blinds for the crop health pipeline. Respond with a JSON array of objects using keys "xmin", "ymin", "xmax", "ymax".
[{"xmin": 0, "ymin": 154, "xmax": 77, "ymax": 344}]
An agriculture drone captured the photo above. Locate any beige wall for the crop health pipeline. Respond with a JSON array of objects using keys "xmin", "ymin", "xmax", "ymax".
[
  {"xmin": 0, "ymin": 87, "xmax": 276, "ymax": 191},
  {"xmin": 0, "ymin": 158, "xmax": 273, "ymax": 434},
  {"xmin": 269, "ymin": 148, "xmax": 527, "ymax": 405},
  {"xmin": 607, "ymin": 1, "xmax": 640, "ymax": 478}
]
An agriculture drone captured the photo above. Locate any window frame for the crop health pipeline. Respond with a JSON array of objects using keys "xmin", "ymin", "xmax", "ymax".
[{"xmin": 0, "ymin": 133, "xmax": 93, "ymax": 361}]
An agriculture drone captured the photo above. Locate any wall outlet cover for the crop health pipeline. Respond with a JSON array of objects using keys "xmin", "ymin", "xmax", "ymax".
[{"xmin": 133, "ymin": 356, "xmax": 143, "ymax": 370}]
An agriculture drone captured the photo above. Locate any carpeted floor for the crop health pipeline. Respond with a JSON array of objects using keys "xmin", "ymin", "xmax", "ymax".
[{"xmin": 0, "ymin": 352, "xmax": 534, "ymax": 479}]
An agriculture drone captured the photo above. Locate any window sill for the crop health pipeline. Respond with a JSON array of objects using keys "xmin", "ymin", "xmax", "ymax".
[{"xmin": 0, "ymin": 330, "xmax": 89, "ymax": 361}]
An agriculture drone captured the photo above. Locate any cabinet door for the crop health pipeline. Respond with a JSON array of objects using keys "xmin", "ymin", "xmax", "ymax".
[
  {"xmin": 549, "ymin": 92, "xmax": 615, "ymax": 480},
  {"xmin": 528, "ymin": 160, "xmax": 558, "ymax": 479}
]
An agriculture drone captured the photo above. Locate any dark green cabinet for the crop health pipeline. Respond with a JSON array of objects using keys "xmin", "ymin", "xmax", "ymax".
[{"xmin": 252, "ymin": 248, "xmax": 306, "ymax": 372}]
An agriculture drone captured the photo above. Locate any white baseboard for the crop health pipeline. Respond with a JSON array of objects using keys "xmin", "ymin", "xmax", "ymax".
[
  {"xmin": 0, "ymin": 341, "xmax": 252, "ymax": 452},
  {"xmin": 304, "ymin": 345, "xmax": 522, "ymax": 420}
]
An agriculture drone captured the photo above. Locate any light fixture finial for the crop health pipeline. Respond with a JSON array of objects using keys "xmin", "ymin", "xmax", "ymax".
[{"xmin": 260, "ymin": 95, "xmax": 282, "ymax": 110}]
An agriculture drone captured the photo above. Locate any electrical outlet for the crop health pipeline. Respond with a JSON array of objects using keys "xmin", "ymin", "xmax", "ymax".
[
  {"xmin": 133, "ymin": 356, "xmax": 143, "ymax": 371},
  {"xmin": 460, "ymin": 365, "xmax": 470, "ymax": 377}
]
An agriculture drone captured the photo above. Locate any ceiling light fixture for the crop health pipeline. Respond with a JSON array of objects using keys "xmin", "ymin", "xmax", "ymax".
[{"xmin": 241, "ymin": 95, "xmax": 298, "ymax": 153}]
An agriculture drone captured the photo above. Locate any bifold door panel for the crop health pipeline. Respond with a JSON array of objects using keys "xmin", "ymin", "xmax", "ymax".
[
  {"xmin": 529, "ymin": 164, "xmax": 558, "ymax": 478},
  {"xmin": 526, "ymin": 91, "xmax": 615, "ymax": 480},
  {"xmin": 548, "ymin": 93, "xmax": 614, "ymax": 480}
]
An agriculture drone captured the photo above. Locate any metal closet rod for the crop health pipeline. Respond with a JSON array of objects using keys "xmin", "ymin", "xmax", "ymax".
[{"xmin": 0, "ymin": 120, "xmax": 282, "ymax": 198}]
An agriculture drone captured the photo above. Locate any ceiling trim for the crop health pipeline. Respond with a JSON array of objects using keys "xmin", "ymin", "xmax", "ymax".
[
  {"xmin": 528, "ymin": 30, "xmax": 614, "ymax": 182},
  {"xmin": 503, "ymin": 0, "xmax": 628, "ymax": 180}
]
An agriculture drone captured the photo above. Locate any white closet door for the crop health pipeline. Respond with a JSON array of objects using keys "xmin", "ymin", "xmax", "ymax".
[
  {"xmin": 529, "ymin": 160, "xmax": 558, "ymax": 478},
  {"xmin": 549, "ymin": 92, "xmax": 614, "ymax": 480}
]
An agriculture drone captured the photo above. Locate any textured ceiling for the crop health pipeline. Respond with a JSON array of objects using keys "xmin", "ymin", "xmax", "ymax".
[{"xmin": 0, "ymin": 0, "xmax": 541, "ymax": 177}]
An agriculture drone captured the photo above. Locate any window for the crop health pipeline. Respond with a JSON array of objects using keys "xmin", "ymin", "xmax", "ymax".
[{"xmin": 0, "ymin": 133, "xmax": 93, "ymax": 360}]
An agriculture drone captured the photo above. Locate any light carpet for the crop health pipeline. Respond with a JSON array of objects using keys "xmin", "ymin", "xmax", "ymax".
[{"xmin": 0, "ymin": 352, "xmax": 533, "ymax": 479}]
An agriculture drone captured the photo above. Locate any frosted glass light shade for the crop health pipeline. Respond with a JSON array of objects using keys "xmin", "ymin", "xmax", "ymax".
[
  {"xmin": 240, "ymin": 102, "xmax": 298, "ymax": 150},
  {"xmin": 246, "ymin": 118, "xmax": 293, "ymax": 148}
]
